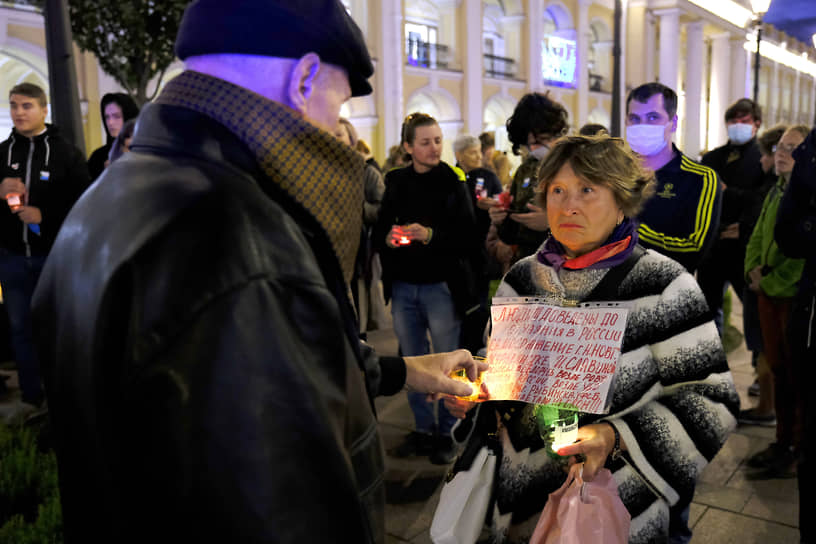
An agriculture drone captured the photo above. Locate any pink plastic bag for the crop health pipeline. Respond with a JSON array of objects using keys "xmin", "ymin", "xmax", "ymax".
[{"xmin": 530, "ymin": 468, "xmax": 631, "ymax": 544}]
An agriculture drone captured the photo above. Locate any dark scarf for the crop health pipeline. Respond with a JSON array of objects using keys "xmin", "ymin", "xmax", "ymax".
[
  {"xmin": 155, "ymin": 70, "xmax": 364, "ymax": 284},
  {"xmin": 538, "ymin": 217, "xmax": 639, "ymax": 271}
]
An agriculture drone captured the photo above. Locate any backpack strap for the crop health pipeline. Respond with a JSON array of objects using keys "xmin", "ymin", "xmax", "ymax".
[{"xmin": 583, "ymin": 244, "xmax": 646, "ymax": 302}]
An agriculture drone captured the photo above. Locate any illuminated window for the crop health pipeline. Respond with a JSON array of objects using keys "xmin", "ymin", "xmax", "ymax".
[
  {"xmin": 541, "ymin": 7, "xmax": 577, "ymax": 89},
  {"xmin": 405, "ymin": 21, "xmax": 447, "ymax": 69}
]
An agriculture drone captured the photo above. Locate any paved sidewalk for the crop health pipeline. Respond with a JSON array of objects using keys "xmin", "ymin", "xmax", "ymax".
[
  {"xmin": 371, "ymin": 291, "xmax": 801, "ymax": 543},
  {"xmin": 0, "ymin": 291, "xmax": 799, "ymax": 543}
]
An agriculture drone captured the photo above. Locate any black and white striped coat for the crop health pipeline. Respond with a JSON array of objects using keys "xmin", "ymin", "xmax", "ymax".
[{"xmin": 480, "ymin": 248, "xmax": 739, "ymax": 543}]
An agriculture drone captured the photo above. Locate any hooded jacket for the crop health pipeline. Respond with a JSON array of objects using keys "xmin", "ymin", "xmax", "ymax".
[
  {"xmin": 87, "ymin": 93, "xmax": 139, "ymax": 180},
  {"xmin": 0, "ymin": 124, "xmax": 90, "ymax": 256}
]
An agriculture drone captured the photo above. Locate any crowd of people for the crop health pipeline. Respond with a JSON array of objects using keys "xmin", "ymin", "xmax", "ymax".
[{"xmin": 0, "ymin": 0, "xmax": 813, "ymax": 542}]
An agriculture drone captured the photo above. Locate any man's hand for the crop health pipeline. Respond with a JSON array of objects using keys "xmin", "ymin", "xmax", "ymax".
[
  {"xmin": 509, "ymin": 203, "xmax": 549, "ymax": 231},
  {"xmin": 0, "ymin": 177, "xmax": 25, "ymax": 199},
  {"xmin": 443, "ymin": 382, "xmax": 490, "ymax": 418},
  {"xmin": 748, "ymin": 265, "xmax": 763, "ymax": 293},
  {"xmin": 15, "ymin": 205, "xmax": 41, "ymax": 225},
  {"xmin": 488, "ymin": 204, "xmax": 508, "ymax": 226},
  {"xmin": 556, "ymin": 422, "xmax": 619, "ymax": 482},
  {"xmin": 404, "ymin": 350, "xmax": 488, "ymax": 400},
  {"xmin": 720, "ymin": 222, "xmax": 739, "ymax": 239}
]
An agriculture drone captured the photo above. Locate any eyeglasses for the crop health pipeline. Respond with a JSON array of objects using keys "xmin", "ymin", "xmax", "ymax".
[{"xmin": 772, "ymin": 143, "xmax": 798, "ymax": 155}]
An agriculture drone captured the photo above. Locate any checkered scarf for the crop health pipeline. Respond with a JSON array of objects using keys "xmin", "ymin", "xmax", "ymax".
[{"xmin": 156, "ymin": 70, "xmax": 364, "ymax": 284}]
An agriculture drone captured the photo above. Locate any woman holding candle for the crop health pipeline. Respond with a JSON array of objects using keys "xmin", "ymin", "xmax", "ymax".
[
  {"xmin": 444, "ymin": 135, "xmax": 738, "ymax": 543},
  {"xmin": 374, "ymin": 112, "xmax": 479, "ymax": 465}
]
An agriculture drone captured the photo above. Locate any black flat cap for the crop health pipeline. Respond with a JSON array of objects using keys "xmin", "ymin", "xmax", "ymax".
[{"xmin": 175, "ymin": 0, "xmax": 374, "ymax": 96}]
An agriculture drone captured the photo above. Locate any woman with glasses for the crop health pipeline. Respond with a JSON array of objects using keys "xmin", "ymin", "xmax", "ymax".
[
  {"xmin": 374, "ymin": 112, "xmax": 479, "ymax": 464},
  {"xmin": 744, "ymin": 124, "xmax": 810, "ymax": 479}
]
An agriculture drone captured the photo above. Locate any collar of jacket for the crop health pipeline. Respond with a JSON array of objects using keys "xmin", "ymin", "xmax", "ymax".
[
  {"xmin": 9, "ymin": 123, "xmax": 58, "ymax": 142},
  {"xmin": 155, "ymin": 70, "xmax": 364, "ymax": 285}
]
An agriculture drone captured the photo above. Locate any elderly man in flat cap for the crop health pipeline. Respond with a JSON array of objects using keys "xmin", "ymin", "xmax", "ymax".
[{"xmin": 31, "ymin": 1, "xmax": 486, "ymax": 542}]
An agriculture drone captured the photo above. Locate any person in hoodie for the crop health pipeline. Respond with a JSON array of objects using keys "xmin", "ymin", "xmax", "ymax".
[
  {"xmin": 86, "ymin": 92, "xmax": 139, "ymax": 180},
  {"xmin": 0, "ymin": 82, "xmax": 89, "ymax": 409}
]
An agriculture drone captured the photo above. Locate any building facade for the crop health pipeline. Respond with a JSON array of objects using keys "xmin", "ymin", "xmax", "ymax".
[{"xmin": 0, "ymin": 1, "xmax": 814, "ymax": 165}]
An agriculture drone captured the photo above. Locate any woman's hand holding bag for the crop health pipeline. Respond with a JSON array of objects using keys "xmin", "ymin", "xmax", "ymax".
[{"xmin": 529, "ymin": 466, "xmax": 630, "ymax": 544}]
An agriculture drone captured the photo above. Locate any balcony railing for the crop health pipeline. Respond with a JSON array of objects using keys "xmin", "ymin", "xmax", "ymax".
[
  {"xmin": 589, "ymin": 73, "xmax": 611, "ymax": 93},
  {"xmin": 484, "ymin": 54, "xmax": 517, "ymax": 79},
  {"xmin": 406, "ymin": 38, "xmax": 450, "ymax": 70}
]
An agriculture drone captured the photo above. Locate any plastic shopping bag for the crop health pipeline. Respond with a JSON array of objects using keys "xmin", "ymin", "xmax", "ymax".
[
  {"xmin": 430, "ymin": 444, "xmax": 496, "ymax": 544},
  {"xmin": 530, "ymin": 468, "xmax": 630, "ymax": 544}
]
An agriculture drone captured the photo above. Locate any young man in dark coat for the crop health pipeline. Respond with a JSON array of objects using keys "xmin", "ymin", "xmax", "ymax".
[
  {"xmin": 31, "ymin": 1, "xmax": 485, "ymax": 543},
  {"xmin": 698, "ymin": 98, "xmax": 765, "ymax": 331},
  {"xmin": 0, "ymin": 82, "xmax": 89, "ymax": 411}
]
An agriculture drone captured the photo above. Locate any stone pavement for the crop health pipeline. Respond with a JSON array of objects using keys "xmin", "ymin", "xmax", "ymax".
[{"xmin": 370, "ymin": 291, "xmax": 802, "ymax": 543}]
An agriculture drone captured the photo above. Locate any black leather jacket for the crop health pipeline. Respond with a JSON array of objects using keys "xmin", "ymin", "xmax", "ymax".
[{"xmin": 32, "ymin": 103, "xmax": 404, "ymax": 543}]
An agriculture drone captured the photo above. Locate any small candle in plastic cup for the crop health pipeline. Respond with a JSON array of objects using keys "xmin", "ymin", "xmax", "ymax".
[
  {"xmin": 399, "ymin": 236, "xmax": 410, "ymax": 245},
  {"xmin": 6, "ymin": 193, "xmax": 21, "ymax": 211},
  {"xmin": 535, "ymin": 403, "xmax": 579, "ymax": 454},
  {"xmin": 449, "ymin": 356, "xmax": 485, "ymax": 401}
]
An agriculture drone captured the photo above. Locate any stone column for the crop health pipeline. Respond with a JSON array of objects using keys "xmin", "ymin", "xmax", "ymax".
[
  {"xmin": 464, "ymin": 0, "xmax": 483, "ymax": 135},
  {"xmin": 377, "ymin": 0, "xmax": 404, "ymax": 151},
  {"xmin": 708, "ymin": 33, "xmax": 731, "ymax": 149},
  {"xmin": 730, "ymin": 35, "xmax": 749, "ymax": 101},
  {"xmin": 683, "ymin": 21, "xmax": 704, "ymax": 158},
  {"xmin": 527, "ymin": 0, "xmax": 544, "ymax": 91},
  {"xmin": 577, "ymin": 0, "xmax": 591, "ymax": 125},
  {"xmin": 644, "ymin": 9, "xmax": 657, "ymax": 83},
  {"xmin": 500, "ymin": 15, "xmax": 525, "ymax": 80},
  {"xmin": 810, "ymin": 76, "xmax": 816, "ymax": 125},
  {"xmin": 655, "ymin": 8, "xmax": 680, "ymax": 91},
  {"xmin": 770, "ymin": 60, "xmax": 780, "ymax": 125},
  {"xmin": 437, "ymin": 0, "xmax": 457, "ymax": 68},
  {"xmin": 792, "ymin": 67, "xmax": 801, "ymax": 123}
]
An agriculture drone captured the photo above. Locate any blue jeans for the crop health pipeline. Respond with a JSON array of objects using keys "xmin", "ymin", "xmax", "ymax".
[
  {"xmin": 391, "ymin": 281, "xmax": 461, "ymax": 434},
  {"xmin": 0, "ymin": 251, "xmax": 46, "ymax": 405}
]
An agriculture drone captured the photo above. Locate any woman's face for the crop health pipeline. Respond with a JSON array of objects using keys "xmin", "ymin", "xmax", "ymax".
[
  {"xmin": 405, "ymin": 123, "xmax": 442, "ymax": 173},
  {"xmin": 546, "ymin": 162, "xmax": 623, "ymax": 258},
  {"xmin": 458, "ymin": 144, "xmax": 483, "ymax": 172},
  {"xmin": 104, "ymin": 102, "xmax": 124, "ymax": 138}
]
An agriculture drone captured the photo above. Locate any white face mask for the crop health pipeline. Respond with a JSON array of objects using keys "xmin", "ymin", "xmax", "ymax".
[
  {"xmin": 727, "ymin": 123, "xmax": 754, "ymax": 145},
  {"xmin": 530, "ymin": 145, "xmax": 550, "ymax": 161},
  {"xmin": 625, "ymin": 124, "xmax": 669, "ymax": 157}
]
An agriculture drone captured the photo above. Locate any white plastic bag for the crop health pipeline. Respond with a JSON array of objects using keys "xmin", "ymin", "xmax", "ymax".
[{"xmin": 430, "ymin": 445, "xmax": 496, "ymax": 544}]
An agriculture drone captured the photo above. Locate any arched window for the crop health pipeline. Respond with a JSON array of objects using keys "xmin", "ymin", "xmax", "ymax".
[
  {"xmin": 484, "ymin": 5, "xmax": 515, "ymax": 78},
  {"xmin": 588, "ymin": 20, "xmax": 612, "ymax": 93}
]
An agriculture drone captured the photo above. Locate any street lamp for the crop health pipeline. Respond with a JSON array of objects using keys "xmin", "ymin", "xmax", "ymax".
[{"xmin": 751, "ymin": 0, "xmax": 772, "ymax": 104}]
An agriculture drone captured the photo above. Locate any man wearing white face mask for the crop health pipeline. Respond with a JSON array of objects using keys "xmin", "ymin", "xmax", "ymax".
[
  {"xmin": 698, "ymin": 99, "xmax": 765, "ymax": 332},
  {"xmin": 626, "ymin": 82, "xmax": 722, "ymax": 273}
]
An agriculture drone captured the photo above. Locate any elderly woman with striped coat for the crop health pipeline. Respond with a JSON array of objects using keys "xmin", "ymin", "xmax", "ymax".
[{"xmin": 446, "ymin": 136, "xmax": 739, "ymax": 544}]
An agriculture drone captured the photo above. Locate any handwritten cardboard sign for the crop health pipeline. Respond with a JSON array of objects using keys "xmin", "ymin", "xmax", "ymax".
[{"xmin": 485, "ymin": 300, "xmax": 629, "ymax": 414}]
